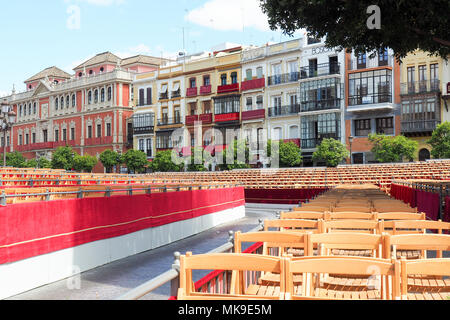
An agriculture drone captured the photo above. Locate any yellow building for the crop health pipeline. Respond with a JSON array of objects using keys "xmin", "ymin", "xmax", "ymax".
[{"xmin": 399, "ymin": 51, "xmax": 449, "ymax": 161}]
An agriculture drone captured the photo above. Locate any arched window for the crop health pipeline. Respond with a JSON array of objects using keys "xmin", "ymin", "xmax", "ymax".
[
  {"xmin": 33, "ymin": 102, "xmax": 37, "ymax": 114},
  {"xmin": 272, "ymin": 127, "xmax": 282, "ymax": 140},
  {"xmin": 19, "ymin": 105, "xmax": 22, "ymax": 117},
  {"xmin": 100, "ymin": 67, "xmax": 104, "ymax": 73},
  {"xmin": 55, "ymin": 98, "xmax": 59, "ymax": 110},
  {"xmin": 94, "ymin": 89, "xmax": 99, "ymax": 103},
  {"xmin": 289, "ymin": 125, "xmax": 299, "ymax": 139},
  {"xmin": 78, "ymin": 72, "xmax": 82, "ymax": 77},
  {"xmin": 89, "ymin": 70, "xmax": 93, "ymax": 75},
  {"xmin": 88, "ymin": 91, "xmax": 92, "ymax": 104},
  {"xmin": 221, "ymin": 74, "xmax": 227, "ymax": 86},
  {"xmin": 231, "ymin": 72, "xmax": 238, "ymax": 84},
  {"xmin": 60, "ymin": 97, "xmax": 64, "ymax": 110},
  {"xmin": 28, "ymin": 103, "xmax": 32, "ymax": 116},
  {"xmin": 72, "ymin": 94, "xmax": 76, "ymax": 108},
  {"xmin": 66, "ymin": 95, "xmax": 70, "ymax": 108},
  {"xmin": 101, "ymin": 88, "xmax": 105, "ymax": 102},
  {"xmin": 107, "ymin": 87, "xmax": 112, "ymax": 101}
]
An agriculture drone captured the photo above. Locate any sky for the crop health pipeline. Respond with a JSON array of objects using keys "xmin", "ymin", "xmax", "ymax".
[{"xmin": 0, "ymin": 0, "xmax": 305, "ymax": 97}]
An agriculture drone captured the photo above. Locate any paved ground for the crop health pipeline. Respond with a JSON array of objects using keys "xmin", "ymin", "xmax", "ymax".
[{"xmin": 7, "ymin": 203, "xmax": 293, "ymax": 300}]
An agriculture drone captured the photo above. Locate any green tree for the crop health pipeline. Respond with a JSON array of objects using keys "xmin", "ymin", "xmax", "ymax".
[
  {"xmin": 218, "ymin": 140, "xmax": 251, "ymax": 171},
  {"xmin": 38, "ymin": 157, "xmax": 52, "ymax": 169},
  {"xmin": 369, "ymin": 134, "xmax": 418, "ymax": 163},
  {"xmin": 428, "ymin": 122, "xmax": 450, "ymax": 159},
  {"xmin": 123, "ymin": 149, "xmax": 149, "ymax": 174},
  {"xmin": 51, "ymin": 146, "xmax": 76, "ymax": 170},
  {"xmin": 187, "ymin": 147, "xmax": 208, "ymax": 172},
  {"xmin": 260, "ymin": 0, "xmax": 450, "ymax": 60},
  {"xmin": 24, "ymin": 159, "xmax": 38, "ymax": 168},
  {"xmin": 150, "ymin": 150, "xmax": 184, "ymax": 172},
  {"xmin": 99, "ymin": 149, "xmax": 122, "ymax": 173},
  {"xmin": 267, "ymin": 140, "xmax": 303, "ymax": 168},
  {"xmin": 313, "ymin": 138, "xmax": 350, "ymax": 167},
  {"xmin": 5, "ymin": 151, "xmax": 26, "ymax": 168},
  {"xmin": 73, "ymin": 154, "xmax": 98, "ymax": 173}
]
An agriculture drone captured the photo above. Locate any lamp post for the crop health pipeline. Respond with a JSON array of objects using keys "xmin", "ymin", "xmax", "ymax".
[
  {"xmin": 0, "ymin": 99, "xmax": 16, "ymax": 167},
  {"xmin": 348, "ymin": 135, "xmax": 354, "ymax": 165}
]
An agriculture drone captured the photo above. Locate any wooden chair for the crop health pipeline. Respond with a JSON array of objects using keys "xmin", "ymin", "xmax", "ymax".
[
  {"xmin": 308, "ymin": 232, "xmax": 385, "ymax": 258},
  {"xmin": 178, "ymin": 252, "xmax": 285, "ymax": 300},
  {"xmin": 322, "ymin": 220, "xmax": 382, "ymax": 235},
  {"xmin": 332, "ymin": 206, "xmax": 373, "ymax": 213},
  {"xmin": 285, "ymin": 256, "xmax": 400, "ymax": 300},
  {"xmin": 325, "ymin": 212, "xmax": 377, "ymax": 221},
  {"xmin": 384, "ymin": 234, "xmax": 450, "ymax": 260},
  {"xmin": 377, "ymin": 212, "xmax": 426, "ymax": 221},
  {"xmin": 293, "ymin": 206, "xmax": 328, "ymax": 213},
  {"xmin": 280, "ymin": 211, "xmax": 325, "ymax": 220},
  {"xmin": 400, "ymin": 258, "xmax": 450, "ymax": 300},
  {"xmin": 264, "ymin": 219, "xmax": 323, "ymax": 234}
]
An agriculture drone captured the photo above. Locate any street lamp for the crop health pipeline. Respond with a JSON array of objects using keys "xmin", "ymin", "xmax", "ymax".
[
  {"xmin": 348, "ymin": 135, "xmax": 354, "ymax": 165},
  {"xmin": 0, "ymin": 99, "xmax": 16, "ymax": 167}
]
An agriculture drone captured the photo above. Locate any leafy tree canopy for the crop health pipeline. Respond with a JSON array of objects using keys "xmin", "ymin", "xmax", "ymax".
[
  {"xmin": 99, "ymin": 149, "xmax": 122, "ymax": 173},
  {"xmin": 267, "ymin": 140, "xmax": 303, "ymax": 168},
  {"xmin": 5, "ymin": 151, "xmax": 26, "ymax": 168},
  {"xmin": 123, "ymin": 149, "xmax": 149, "ymax": 174},
  {"xmin": 369, "ymin": 134, "xmax": 418, "ymax": 163},
  {"xmin": 428, "ymin": 121, "xmax": 450, "ymax": 159},
  {"xmin": 150, "ymin": 150, "xmax": 184, "ymax": 172},
  {"xmin": 313, "ymin": 138, "xmax": 349, "ymax": 167},
  {"xmin": 73, "ymin": 154, "xmax": 98, "ymax": 173},
  {"xmin": 51, "ymin": 146, "xmax": 76, "ymax": 170},
  {"xmin": 260, "ymin": 0, "xmax": 450, "ymax": 60},
  {"xmin": 218, "ymin": 140, "xmax": 251, "ymax": 171}
]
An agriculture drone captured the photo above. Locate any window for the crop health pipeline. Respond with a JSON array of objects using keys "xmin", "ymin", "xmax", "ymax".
[
  {"xmin": 19, "ymin": 134, "xmax": 23, "ymax": 146},
  {"xmin": 203, "ymin": 75, "xmax": 210, "ymax": 86},
  {"xmin": 418, "ymin": 65, "xmax": 427, "ymax": 92},
  {"xmin": 60, "ymin": 97, "xmax": 64, "ymax": 110},
  {"xmin": 25, "ymin": 134, "xmax": 29, "ymax": 145},
  {"xmin": 231, "ymin": 72, "xmax": 238, "ymax": 84},
  {"xmin": 94, "ymin": 90, "xmax": 99, "ymax": 103},
  {"xmin": 106, "ymin": 123, "xmax": 111, "ymax": 137},
  {"xmin": 289, "ymin": 126, "xmax": 299, "ymax": 139},
  {"xmin": 97, "ymin": 124, "xmax": 102, "ymax": 138},
  {"xmin": 62, "ymin": 129, "xmax": 67, "ymax": 142},
  {"xmin": 66, "ymin": 96, "xmax": 70, "ymax": 108},
  {"xmin": 376, "ymin": 117, "xmax": 393, "ymax": 135},
  {"xmin": 33, "ymin": 103, "xmax": 37, "ymax": 114},
  {"xmin": 88, "ymin": 91, "xmax": 92, "ymax": 104},
  {"xmin": 32, "ymin": 132, "xmax": 36, "ymax": 144},
  {"xmin": 55, "ymin": 97, "xmax": 59, "ymax": 110},
  {"xmin": 43, "ymin": 130, "xmax": 48, "ymax": 143},
  {"xmin": 87, "ymin": 125, "xmax": 92, "ymax": 139},
  {"xmin": 348, "ymin": 69, "xmax": 392, "ymax": 106},
  {"xmin": 378, "ymin": 48, "xmax": 388, "ymax": 66},
  {"xmin": 307, "ymin": 37, "xmax": 321, "ymax": 45},
  {"xmin": 139, "ymin": 88, "xmax": 145, "ymax": 106},
  {"xmin": 214, "ymin": 96, "xmax": 240, "ymax": 114},
  {"xmin": 308, "ymin": 59, "xmax": 318, "ymax": 77},
  {"xmin": 256, "ymin": 96, "xmax": 263, "ymax": 109},
  {"xmin": 189, "ymin": 102, "xmax": 197, "ymax": 116},
  {"xmin": 146, "ymin": 139, "xmax": 152, "ymax": 156},
  {"xmin": 203, "ymin": 101, "xmax": 211, "ymax": 114},
  {"xmin": 19, "ymin": 105, "xmax": 22, "ymax": 117},
  {"xmin": 139, "ymin": 139, "xmax": 145, "ymax": 152},
  {"xmin": 246, "ymin": 69, "xmax": 252, "ymax": 81},
  {"xmin": 70, "ymin": 127, "xmax": 75, "ymax": 141},
  {"xmin": 272, "ymin": 127, "xmax": 282, "ymax": 140},
  {"xmin": 146, "ymin": 87, "xmax": 152, "ymax": 105},
  {"xmin": 78, "ymin": 72, "xmax": 82, "ymax": 77},
  {"xmin": 190, "ymin": 78, "xmax": 196, "ymax": 88},
  {"xmin": 54, "ymin": 130, "xmax": 59, "ymax": 142},
  {"xmin": 107, "ymin": 87, "xmax": 112, "ymax": 101},
  {"xmin": 246, "ymin": 97, "xmax": 253, "ymax": 111},
  {"xmin": 289, "ymin": 61, "xmax": 299, "ymax": 81},
  {"xmin": 27, "ymin": 103, "xmax": 31, "ymax": 116},
  {"xmin": 256, "ymin": 67, "xmax": 263, "ymax": 79},
  {"xmin": 220, "ymin": 74, "xmax": 227, "ymax": 86},
  {"xmin": 101, "ymin": 88, "xmax": 105, "ymax": 102},
  {"xmin": 72, "ymin": 94, "xmax": 76, "ymax": 108},
  {"xmin": 354, "ymin": 119, "xmax": 371, "ymax": 136},
  {"xmin": 430, "ymin": 64, "xmax": 439, "ymax": 90},
  {"xmin": 357, "ymin": 53, "xmax": 366, "ymax": 69},
  {"xmin": 174, "ymin": 106, "xmax": 181, "ymax": 123}
]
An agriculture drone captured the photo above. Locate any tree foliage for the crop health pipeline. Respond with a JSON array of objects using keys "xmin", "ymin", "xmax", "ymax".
[
  {"xmin": 313, "ymin": 138, "xmax": 349, "ymax": 167},
  {"xmin": 73, "ymin": 154, "xmax": 98, "ymax": 173},
  {"xmin": 187, "ymin": 147, "xmax": 209, "ymax": 172},
  {"xmin": 218, "ymin": 140, "xmax": 251, "ymax": 171},
  {"xmin": 38, "ymin": 157, "xmax": 52, "ymax": 169},
  {"xmin": 51, "ymin": 146, "xmax": 76, "ymax": 170},
  {"xmin": 428, "ymin": 121, "xmax": 450, "ymax": 159},
  {"xmin": 123, "ymin": 149, "xmax": 149, "ymax": 174},
  {"xmin": 99, "ymin": 149, "xmax": 122, "ymax": 173},
  {"xmin": 369, "ymin": 134, "xmax": 418, "ymax": 163},
  {"xmin": 267, "ymin": 140, "xmax": 302, "ymax": 168},
  {"xmin": 260, "ymin": 0, "xmax": 450, "ymax": 60},
  {"xmin": 150, "ymin": 150, "xmax": 184, "ymax": 172},
  {"xmin": 5, "ymin": 151, "xmax": 26, "ymax": 168}
]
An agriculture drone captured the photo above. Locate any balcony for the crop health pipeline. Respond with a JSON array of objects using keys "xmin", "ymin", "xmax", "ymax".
[
  {"xmin": 186, "ymin": 87, "xmax": 198, "ymax": 97},
  {"xmin": 85, "ymin": 136, "xmax": 113, "ymax": 146},
  {"xmin": 401, "ymin": 120, "xmax": 440, "ymax": 134},
  {"xmin": 347, "ymin": 94, "xmax": 393, "ymax": 113},
  {"xmin": 157, "ymin": 117, "xmax": 183, "ymax": 127},
  {"xmin": 242, "ymin": 109, "xmax": 265, "ymax": 121},
  {"xmin": 217, "ymin": 83, "xmax": 239, "ymax": 94},
  {"xmin": 185, "ymin": 115, "xmax": 199, "ymax": 126},
  {"xmin": 301, "ymin": 136, "xmax": 340, "ymax": 149},
  {"xmin": 214, "ymin": 112, "xmax": 240, "ymax": 123},
  {"xmin": 200, "ymin": 85, "xmax": 212, "ymax": 95},
  {"xmin": 268, "ymin": 104, "xmax": 301, "ymax": 117},
  {"xmin": 159, "ymin": 92, "xmax": 169, "ymax": 100},
  {"xmin": 199, "ymin": 113, "xmax": 213, "ymax": 124},
  {"xmin": 300, "ymin": 99, "xmax": 342, "ymax": 113},
  {"xmin": 400, "ymin": 80, "xmax": 441, "ymax": 96},
  {"xmin": 348, "ymin": 56, "xmax": 394, "ymax": 71},
  {"xmin": 300, "ymin": 63, "xmax": 340, "ymax": 79},
  {"xmin": 171, "ymin": 90, "xmax": 181, "ymax": 99},
  {"xmin": 133, "ymin": 126, "xmax": 155, "ymax": 135},
  {"xmin": 241, "ymin": 78, "xmax": 265, "ymax": 91},
  {"xmin": 186, "ymin": 114, "xmax": 213, "ymax": 125},
  {"xmin": 267, "ymin": 72, "xmax": 300, "ymax": 86}
]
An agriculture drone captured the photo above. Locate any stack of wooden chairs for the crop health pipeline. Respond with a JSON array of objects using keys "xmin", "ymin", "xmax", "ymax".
[{"xmin": 177, "ymin": 184, "xmax": 450, "ymax": 300}]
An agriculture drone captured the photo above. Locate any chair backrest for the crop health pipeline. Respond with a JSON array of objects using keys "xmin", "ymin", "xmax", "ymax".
[
  {"xmin": 293, "ymin": 206, "xmax": 328, "ymax": 213},
  {"xmin": 322, "ymin": 219, "xmax": 381, "ymax": 234},
  {"xmin": 234, "ymin": 231, "xmax": 309, "ymax": 256},
  {"xmin": 393, "ymin": 220, "xmax": 450, "ymax": 235},
  {"xmin": 178, "ymin": 252, "xmax": 285, "ymax": 300},
  {"xmin": 400, "ymin": 258, "xmax": 450, "ymax": 300},
  {"xmin": 280, "ymin": 211, "xmax": 325, "ymax": 220},
  {"xmin": 384, "ymin": 234, "xmax": 450, "ymax": 259},
  {"xmin": 308, "ymin": 232, "xmax": 385, "ymax": 258},
  {"xmin": 377, "ymin": 212, "xmax": 426, "ymax": 221},
  {"xmin": 332, "ymin": 206, "xmax": 373, "ymax": 213},
  {"xmin": 376, "ymin": 206, "xmax": 418, "ymax": 213},
  {"xmin": 326, "ymin": 212, "xmax": 377, "ymax": 221},
  {"xmin": 285, "ymin": 256, "xmax": 400, "ymax": 300},
  {"xmin": 264, "ymin": 219, "xmax": 322, "ymax": 234}
]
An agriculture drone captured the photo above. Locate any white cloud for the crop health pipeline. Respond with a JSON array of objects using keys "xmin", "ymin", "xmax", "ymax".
[
  {"xmin": 114, "ymin": 44, "xmax": 153, "ymax": 59},
  {"xmin": 185, "ymin": 0, "xmax": 270, "ymax": 32},
  {"xmin": 65, "ymin": 0, "xmax": 125, "ymax": 6}
]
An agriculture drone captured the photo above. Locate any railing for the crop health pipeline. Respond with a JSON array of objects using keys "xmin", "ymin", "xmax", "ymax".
[
  {"xmin": 268, "ymin": 104, "xmax": 300, "ymax": 117},
  {"xmin": 214, "ymin": 112, "xmax": 240, "ymax": 123},
  {"xmin": 199, "ymin": 85, "xmax": 212, "ymax": 95},
  {"xmin": 157, "ymin": 117, "xmax": 182, "ymax": 126},
  {"xmin": 217, "ymin": 83, "xmax": 239, "ymax": 94},
  {"xmin": 299, "ymin": 63, "xmax": 340, "ymax": 79},
  {"xmin": 267, "ymin": 72, "xmax": 300, "ymax": 86},
  {"xmin": 401, "ymin": 120, "xmax": 440, "ymax": 133},
  {"xmin": 186, "ymin": 87, "xmax": 198, "ymax": 97},
  {"xmin": 133, "ymin": 126, "xmax": 155, "ymax": 135},
  {"xmin": 241, "ymin": 78, "xmax": 265, "ymax": 91},
  {"xmin": 199, "ymin": 113, "xmax": 213, "ymax": 124},
  {"xmin": 171, "ymin": 90, "xmax": 181, "ymax": 99},
  {"xmin": 116, "ymin": 221, "xmax": 265, "ymax": 300},
  {"xmin": 241, "ymin": 109, "xmax": 265, "ymax": 121},
  {"xmin": 348, "ymin": 56, "xmax": 394, "ymax": 71},
  {"xmin": 85, "ymin": 136, "xmax": 113, "ymax": 146},
  {"xmin": 159, "ymin": 93, "xmax": 169, "ymax": 100},
  {"xmin": 300, "ymin": 99, "xmax": 342, "ymax": 112},
  {"xmin": 301, "ymin": 136, "xmax": 340, "ymax": 149},
  {"xmin": 400, "ymin": 80, "xmax": 441, "ymax": 95},
  {"xmin": 348, "ymin": 93, "xmax": 392, "ymax": 106}
]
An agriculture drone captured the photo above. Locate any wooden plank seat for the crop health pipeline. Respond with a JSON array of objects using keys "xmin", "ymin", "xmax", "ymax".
[
  {"xmin": 401, "ymin": 259, "xmax": 450, "ymax": 300},
  {"xmin": 178, "ymin": 252, "xmax": 286, "ymax": 300},
  {"xmin": 264, "ymin": 219, "xmax": 323, "ymax": 234},
  {"xmin": 285, "ymin": 256, "xmax": 400, "ymax": 300},
  {"xmin": 325, "ymin": 212, "xmax": 377, "ymax": 221},
  {"xmin": 322, "ymin": 220, "xmax": 381, "ymax": 235},
  {"xmin": 385, "ymin": 234, "xmax": 450, "ymax": 260},
  {"xmin": 280, "ymin": 211, "xmax": 325, "ymax": 220}
]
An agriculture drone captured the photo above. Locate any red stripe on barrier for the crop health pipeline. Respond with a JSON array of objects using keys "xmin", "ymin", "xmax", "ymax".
[{"xmin": 0, "ymin": 187, "xmax": 245, "ymax": 264}]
